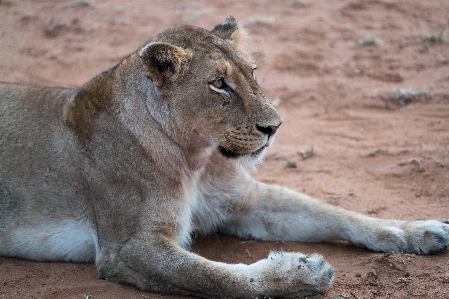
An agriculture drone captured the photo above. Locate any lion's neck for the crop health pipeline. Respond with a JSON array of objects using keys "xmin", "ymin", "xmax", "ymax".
[{"xmin": 110, "ymin": 55, "xmax": 215, "ymax": 178}]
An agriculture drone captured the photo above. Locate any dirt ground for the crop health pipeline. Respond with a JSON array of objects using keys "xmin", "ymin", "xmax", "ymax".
[{"xmin": 1, "ymin": 0, "xmax": 449, "ymax": 298}]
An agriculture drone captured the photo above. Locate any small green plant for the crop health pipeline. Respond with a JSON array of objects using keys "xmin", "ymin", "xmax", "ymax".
[
  {"xmin": 70, "ymin": 0, "xmax": 93, "ymax": 8},
  {"xmin": 247, "ymin": 17, "xmax": 275, "ymax": 26},
  {"xmin": 423, "ymin": 31, "xmax": 446, "ymax": 44},
  {"xmin": 394, "ymin": 88, "xmax": 430, "ymax": 100},
  {"xmin": 291, "ymin": 0, "xmax": 308, "ymax": 7},
  {"xmin": 439, "ymin": 56, "xmax": 449, "ymax": 64},
  {"xmin": 379, "ymin": 88, "xmax": 431, "ymax": 107},
  {"xmin": 286, "ymin": 161, "xmax": 297, "ymax": 168},
  {"xmin": 331, "ymin": 295, "xmax": 348, "ymax": 299},
  {"xmin": 298, "ymin": 145, "xmax": 314, "ymax": 159},
  {"xmin": 357, "ymin": 35, "xmax": 382, "ymax": 46}
]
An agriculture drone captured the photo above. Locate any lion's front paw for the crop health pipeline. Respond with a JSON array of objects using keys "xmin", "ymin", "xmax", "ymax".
[
  {"xmin": 293, "ymin": 252, "xmax": 335, "ymax": 292},
  {"xmin": 250, "ymin": 251, "xmax": 334, "ymax": 297},
  {"xmin": 367, "ymin": 220, "xmax": 449, "ymax": 254},
  {"xmin": 402, "ymin": 220, "xmax": 449, "ymax": 254}
]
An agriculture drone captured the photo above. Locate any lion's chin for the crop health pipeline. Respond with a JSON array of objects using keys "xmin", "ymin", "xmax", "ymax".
[
  {"xmin": 218, "ymin": 145, "xmax": 267, "ymax": 171},
  {"xmin": 237, "ymin": 149, "xmax": 266, "ymax": 171}
]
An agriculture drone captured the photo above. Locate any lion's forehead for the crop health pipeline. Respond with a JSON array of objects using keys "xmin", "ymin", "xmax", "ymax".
[
  {"xmin": 155, "ymin": 24, "xmax": 255, "ymax": 74},
  {"xmin": 209, "ymin": 43, "xmax": 255, "ymax": 74}
]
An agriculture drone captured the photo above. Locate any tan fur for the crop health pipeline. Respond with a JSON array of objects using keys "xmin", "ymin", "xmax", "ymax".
[{"xmin": 1, "ymin": 17, "xmax": 448, "ymax": 298}]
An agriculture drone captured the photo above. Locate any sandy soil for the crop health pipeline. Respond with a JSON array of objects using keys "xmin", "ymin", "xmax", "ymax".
[{"xmin": 1, "ymin": 0, "xmax": 449, "ymax": 298}]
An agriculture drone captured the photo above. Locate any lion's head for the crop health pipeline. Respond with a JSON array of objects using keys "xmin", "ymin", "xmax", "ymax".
[{"xmin": 138, "ymin": 17, "xmax": 282, "ymax": 165}]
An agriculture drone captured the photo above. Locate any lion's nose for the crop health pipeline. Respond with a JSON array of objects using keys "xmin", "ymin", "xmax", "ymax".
[{"xmin": 255, "ymin": 122, "xmax": 282, "ymax": 137}]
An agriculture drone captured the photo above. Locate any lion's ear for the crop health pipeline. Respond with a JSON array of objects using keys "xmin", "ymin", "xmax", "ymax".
[
  {"xmin": 212, "ymin": 16, "xmax": 248, "ymax": 51},
  {"xmin": 139, "ymin": 42, "xmax": 191, "ymax": 88},
  {"xmin": 212, "ymin": 16, "xmax": 239, "ymax": 40}
]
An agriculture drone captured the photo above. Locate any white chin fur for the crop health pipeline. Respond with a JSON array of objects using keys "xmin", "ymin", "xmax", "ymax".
[{"xmin": 237, "ymin": 148, "xmax": 266, "ymax": 172}]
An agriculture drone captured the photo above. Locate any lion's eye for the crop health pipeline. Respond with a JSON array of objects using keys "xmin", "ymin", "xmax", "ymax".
[
  {"xmin": 210, "ymin": 77, "xmax": 231, "ymax": 94},
  {"xmin": 212, "ymin": 78, "xmax": 224, "ymax": 89}
]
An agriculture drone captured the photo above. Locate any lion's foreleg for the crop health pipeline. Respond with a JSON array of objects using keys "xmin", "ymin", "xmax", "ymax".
[
  {"xmin": 224, "ymin": 182, "xmax": 449, "ymax": 254},
  {"xmin": 96, "ymin": 234, "xmax": 333, "ymax": 298}
]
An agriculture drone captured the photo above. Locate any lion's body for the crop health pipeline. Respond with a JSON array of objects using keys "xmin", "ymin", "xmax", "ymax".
[{"xmin": 1, "ymin": 18, "xmax": 448, "ymax": 298}]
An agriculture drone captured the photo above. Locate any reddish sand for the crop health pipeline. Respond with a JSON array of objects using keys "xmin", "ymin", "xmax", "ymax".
[{"xmin": 1, "ymin": 0, "xmax": 449, "ymax": 298}]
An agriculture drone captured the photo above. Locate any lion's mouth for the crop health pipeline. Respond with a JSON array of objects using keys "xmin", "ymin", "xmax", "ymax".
[{"xmin": 218, "ymin": 144, "xmax": 267, "ymax": 159}]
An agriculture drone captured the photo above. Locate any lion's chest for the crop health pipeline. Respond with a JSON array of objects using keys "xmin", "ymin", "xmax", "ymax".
[
  {"xmin": 176, "ymin": 164, "xmax": 229, "ymax": 247},
  {"xmin": 175, "ymin": 173, "xmax": 203, "ymax": 248}
]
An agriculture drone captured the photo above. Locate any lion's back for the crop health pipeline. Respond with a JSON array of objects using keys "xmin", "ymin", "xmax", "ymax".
[
  {"xmin": 0, "ymin": 83, "xmax": 95, "ymax": 262},
  {"xmin": 0, "ymin": 83, "xmax": 75, "ymax": 180},
  {"xmin": 0, "ymin": 83, "xmax": 72, "ymax": 119}
]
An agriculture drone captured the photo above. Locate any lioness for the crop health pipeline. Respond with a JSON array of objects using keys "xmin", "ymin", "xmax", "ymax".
[{"xmin": 1, "ymin": 17, "xmax": 448, "ymax": 298}]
